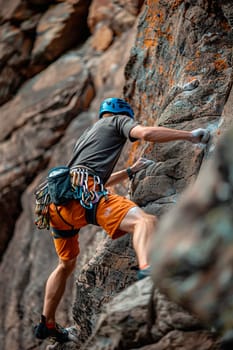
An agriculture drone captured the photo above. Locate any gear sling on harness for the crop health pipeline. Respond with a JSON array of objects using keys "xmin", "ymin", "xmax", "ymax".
[{"xmin": 34, "ymin": 165, "xmax": 108, "ymax": 236}]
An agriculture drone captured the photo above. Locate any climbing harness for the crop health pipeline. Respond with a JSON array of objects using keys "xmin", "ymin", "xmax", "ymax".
[
  {"xmin": 52, "ymin": 205, "xmax": 80, "ymax": 238},
  {"xmin": 34, "ymin": 165, "xmax": 108, "ymax": 231}
]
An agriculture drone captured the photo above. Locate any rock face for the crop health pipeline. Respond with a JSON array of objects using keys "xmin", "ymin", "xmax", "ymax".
[
  {"xmin": 81, "ymin": 279, "xmax": 219, "ymax": 350},
  {"xmin": 0, "ymin": 52, "xmax": 94, "ymax": 258},
  {"xmin": 73, "ymin": 234, "xmax": 138, "ymax": 343},
  {"xmin": 0, "ymin": 0, "xmax": 91, "ymax": 104},
  {"xmin": 0, "ymin": 0, "xmax": 232, "ymax": 350},
  {"xmin": 151, "ymin": 122, "xmax": 233, "ymax": 337}
]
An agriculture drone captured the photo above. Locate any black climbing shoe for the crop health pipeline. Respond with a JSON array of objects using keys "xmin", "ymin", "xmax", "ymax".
[
  {"xmin": 137, "ymin": 266, "xmax": 152, "ymax": 280},
  {"xmin": 34, "ymin": 315, "xmax": 69, "ymax": 342}
]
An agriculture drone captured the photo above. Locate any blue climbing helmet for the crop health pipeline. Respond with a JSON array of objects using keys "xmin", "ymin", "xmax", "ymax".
[{"xmin": 99, "ymin": 98, "xmax": 134, "ymax": 119}]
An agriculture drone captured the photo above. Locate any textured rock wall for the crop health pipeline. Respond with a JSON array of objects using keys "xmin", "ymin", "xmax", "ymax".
[
  {"xmin": 0, "ymin": 1, "xmax": 142, "ymax": 349},
  {"xmin": 151, "ymin": 119, "xmax": 233, "ymax": 338},
  {"xmin": 0, "ymin": 0, "xmax": 91, "ymax": 105},
  {"xmin": 80, "ymin": 279, "xmax": 219, "ymax": 350},
  {"xmin": 0, "ymin": 0, "xmax": 141, "ymax": 259},
  {"xmin": 0, "ymin": 0, "xmax": 232, "ymax": 350},
  {"xmin": 72, "ymin": 0, "xmax": 233, "ymax": 349}
]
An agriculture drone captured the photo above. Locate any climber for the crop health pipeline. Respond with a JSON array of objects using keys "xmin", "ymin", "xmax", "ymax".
[{"xmin": 34, "ymin": 97, "xmax": 210, "ymax": 343}]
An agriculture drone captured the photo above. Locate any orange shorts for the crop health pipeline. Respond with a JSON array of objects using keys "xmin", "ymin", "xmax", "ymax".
[{"xmin": 49, "ymin": 192, "xmax": 137, "ymax": 261}]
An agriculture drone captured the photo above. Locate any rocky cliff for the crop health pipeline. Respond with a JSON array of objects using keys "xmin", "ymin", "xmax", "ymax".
[{"xmin": 0, "ymin": 1, "xmax": 232, "ymax": 350}]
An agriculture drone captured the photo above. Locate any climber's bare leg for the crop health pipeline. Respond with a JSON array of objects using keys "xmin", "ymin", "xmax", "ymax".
[
  {"xmin": 43, "ymin": 258, "xmax": 76, "ymax": 323},
  {"xmin": 119, "ymin": 207, "xmax": 157, "ymax": 268}
]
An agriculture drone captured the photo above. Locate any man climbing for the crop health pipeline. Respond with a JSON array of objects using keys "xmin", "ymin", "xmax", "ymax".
[{"xmin": 34, "ymin": 97, "xmax": 210, "ymax": 343}]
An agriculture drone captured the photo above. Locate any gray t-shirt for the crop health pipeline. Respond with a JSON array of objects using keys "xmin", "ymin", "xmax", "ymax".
[{"xmin": 69, "ymin": 115, "xmax": 139, "ymax": 184}]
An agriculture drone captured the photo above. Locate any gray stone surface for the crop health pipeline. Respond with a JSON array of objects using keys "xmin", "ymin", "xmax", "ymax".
[{"xmin": 0, "ymin": 0, "xmax": 232, "ymax": 350}]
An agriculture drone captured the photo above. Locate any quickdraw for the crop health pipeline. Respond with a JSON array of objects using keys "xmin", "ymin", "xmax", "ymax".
[{"xmin": 70, "ymin": 166, "xmax": 108, "ymax": 210}]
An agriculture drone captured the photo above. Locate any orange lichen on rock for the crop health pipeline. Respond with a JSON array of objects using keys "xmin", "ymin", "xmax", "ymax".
[
  {"xmin": 147, "ymin": 0, "xmax": 165, "ymax": 23},
  {"xmin": 185, "ymin": 60, "xmax": 196, "ymax": 72},
  {"xmin": 159, "ymin": 64, "xmax": 164, "ymax": 75},
  {"xmin": 221, "ymin": 20, "xmax": 232, "ymax": 31},
  {"xmin": 171, "ymin": 0, "xmax": 184, "ymax": 11},
  {"xmin": 166, "ymin": 32, "xmax": 173, "ymax": 44},
  {"xmin": 214, "ymin": 58, "xmax": 228, "ymax": 71},
  {"xmin": 168, "ymin": 76, "xmax": 175, "ymax": 87},
  {"xmin": 127, "ymin": 140, "xmax": 141, "ymax": 166},
  {"xmin": 139, "ymin": 92, "xmax": 148, "ymax": 108},
  {"xmin": 142, "ymin": 1, "xmax": 171, "ymax": 49},
  {"xmin": 144, "ymin": 36, "xmax": 159, "ymax": 49}
]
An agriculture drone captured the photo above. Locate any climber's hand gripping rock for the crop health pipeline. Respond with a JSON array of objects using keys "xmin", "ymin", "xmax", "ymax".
[
  {"xmin": 191, "ymin": 128, "xmax": 210, "ymax": 144},
  {"xmin": 130, "ymin": 157, "xmax": 155, "ymax": 174}
]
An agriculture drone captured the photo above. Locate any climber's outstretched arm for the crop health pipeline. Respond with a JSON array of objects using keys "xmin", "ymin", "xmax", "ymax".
[
  {"xmin": 105, "ymin": 157, "xmax": 153, "ymax": 187},
  {"xmin": 130, "ymin": 125, "xmax": 210, "ymax": 144}
]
